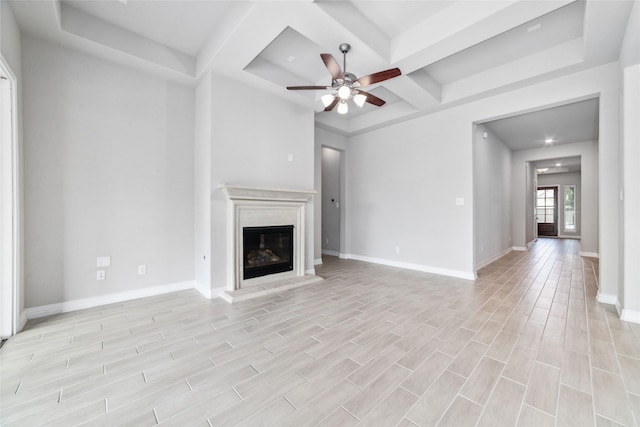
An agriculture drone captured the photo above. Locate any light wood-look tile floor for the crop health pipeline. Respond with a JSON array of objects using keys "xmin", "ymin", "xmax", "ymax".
[{"xmin": 2, "ymin": 238, "xmax": 640, "ymax": 426}]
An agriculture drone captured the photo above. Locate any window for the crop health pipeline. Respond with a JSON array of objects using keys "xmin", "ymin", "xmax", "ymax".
[{"xmin": 564, "ymin": 185, "xmax": 576, "ymax": 231}]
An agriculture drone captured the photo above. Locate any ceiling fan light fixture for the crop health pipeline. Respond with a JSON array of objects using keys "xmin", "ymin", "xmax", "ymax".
[
  {"xmin": 321, "ymin": 94, "xmax": 335, "ymax": 107},
  {"xmin": 337, "ymin": 100, "xmax": 349, "ymax": 115},
  {"xmin": 338, "ymin": 85, "xmax": 351, "ymax": 100},
  {"xmin": 354, "ymin": 93, "xmax": 367, "ymax": 107}
]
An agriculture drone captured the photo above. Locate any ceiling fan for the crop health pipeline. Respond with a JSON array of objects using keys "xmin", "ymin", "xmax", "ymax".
[{"xmin": 287, "ymin": 43, "xmax": 401, "ymax": 114}]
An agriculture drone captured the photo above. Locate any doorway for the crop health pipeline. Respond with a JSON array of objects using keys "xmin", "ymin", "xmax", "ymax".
[
  {"xmin": 537, "ymin": 186, "xmax": 558, "ymax": 237},
  {"xmin": 321, "ymin": 147, "xmax": 342, "ymax": 257},
  {"xmin": 0, "ymin": 55, "xmax": 19, "ymax": 339}
]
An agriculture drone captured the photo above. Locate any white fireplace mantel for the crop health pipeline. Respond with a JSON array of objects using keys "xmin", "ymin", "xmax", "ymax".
[
  {"xmin": 219, "ymin": 185, "xmax": 316, "ymax": 203},
  {"xmin": 219, "ymin": 185, "xmax": 316, "ymax": 291}
]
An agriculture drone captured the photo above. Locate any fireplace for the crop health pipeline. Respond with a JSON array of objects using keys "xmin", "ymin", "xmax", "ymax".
[
  {"xmin": 219, "ymin": 185, "xmax": 316, "ymax": 291},
  {"xmin": 243, "ymin": 225, "xmax": 294, "ymax": 279}
]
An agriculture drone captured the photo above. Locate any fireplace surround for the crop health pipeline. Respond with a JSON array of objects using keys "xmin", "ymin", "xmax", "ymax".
[{"xmin": 219, "ymin": 185, "xmax": 316, "ymax": 291}]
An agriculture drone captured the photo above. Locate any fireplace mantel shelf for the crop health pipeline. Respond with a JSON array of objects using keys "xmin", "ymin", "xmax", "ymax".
[{"xmin": 219, "ymin": 185, "xmax": 316, "ymax": 202}]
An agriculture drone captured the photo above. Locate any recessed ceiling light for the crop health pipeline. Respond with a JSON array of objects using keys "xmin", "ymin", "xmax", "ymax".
[
  {"xmin": 527, "ymin": 23, "xmax": 542, "ymax": 33},
  {"xmin": 116, "ymin": 0, "xmax": 128, "ymax": 4},
  {"xmin": 286, "ymin": 56, "xmax": 296, "ymax": 63},
  {"xmin": 556, "ymin": 162, "xmax": 562, "ymax": 167},
  {"xmin": 545, "ymin": 138, "xmax": 553, "ymax": 144},
  {"xmin": 537, "ymin": 168, "xmax": 549, "ymax": 173}
]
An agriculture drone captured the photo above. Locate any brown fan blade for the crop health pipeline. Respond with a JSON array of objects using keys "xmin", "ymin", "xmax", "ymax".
[
  {"xmin": 355, "ymin": 90, "xmax": 386, "ymax": 107},
  {"xmin": 287, "ymin": 86, "xmax": 331, "ymax": 90},
  {"xmin": 355, "ymin": 68, "xmax": 401, "ymax": 88},
  {"xmin": 324, "ymin": 97, "xmax": 339, "ymax": 112},
  {"xmin": 320, "ymin": 54, "xmax": 344, "ymax": 82}
]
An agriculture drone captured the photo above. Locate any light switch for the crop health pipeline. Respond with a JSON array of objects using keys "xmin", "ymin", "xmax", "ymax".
[
  {"xmin": 97, "ymin": 256, "xmax": 111, "ymax": 267},
  {"xmin": 138, "ymin": 265, "xmax": 147, "ymax": 275},
  {"xmin": 287, "ymin": 154, "xmax": 293, "ymax": 162},
  {"xmin": 456, "ymin": 198, "xmax": 464, "ymax": 206}
]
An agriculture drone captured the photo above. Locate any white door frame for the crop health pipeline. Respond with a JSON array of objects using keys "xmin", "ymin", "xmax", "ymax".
[{"xmin": 0, "ymin": 53, "xmax": 20, "ymax": 338}]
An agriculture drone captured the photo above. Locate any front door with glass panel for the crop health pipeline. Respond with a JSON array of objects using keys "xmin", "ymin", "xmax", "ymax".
[{"xmin": 537, "ymin": 186, "xmax": 558, "ymax": 237}]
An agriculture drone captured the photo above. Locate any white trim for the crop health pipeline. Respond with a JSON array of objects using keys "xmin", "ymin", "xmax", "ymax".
[
  {"xmin": 526, "ymin": 240, "xmax": 536, "ymax": 248},
  {"xmin": 305, "ymin": 268, "xmax": 316, "ymax": 275},
  {"xmin": 18, "ymin": 310, "xmax": 27, "ymax": 332},
  {"xmin": 512, "ymin": 246, "xmax": 527, "ymax": 252},
  {"xmin": 579, "ymin": 251, "xmax": 599, "ymax": 258},
  {"xmin": 596, "ymin": 291, "xmax": 619, "ymax": 306},
  {"xmin": 322, "ymin": 249, "xmax": 340, "ymax": 257},
  {"xmin": 26, "ymin": 281, "xmax": 195, "ymax": 319},
  {"xmin": 476, "ymin": 247, "xmax": 512, "ymax": 270},
  {"xmin": 339, "ymin": 253, "xmax": 348, "ymax": 259},
  {"xmin": 0, "ymin": 54, "xmax": 20, "ymax": 337},
  {"xmin": 194, "ymin": 281, "xmax": 212, "ymax": 299},
  {"xmin": 621, "ymin": 309, "xmax": 640, "ymax": 324},
  {"xmin": 345, "ymin": 253, "xmax": 476, "ymax": 281},
  {"xmin": 558, "ymin": 234, "xmax": 581, "ymax": 239},
  {"xmin": 314, "ymin": 258, "xmax": 323, "ymax": 265}
]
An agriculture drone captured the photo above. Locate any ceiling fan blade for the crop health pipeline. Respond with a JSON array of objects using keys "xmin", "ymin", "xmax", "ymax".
[
  {"xmin": 287, "ymin": 86, "xmax": 331, "ymax": 90},
  {"xmin": 355, "ymin": 89, "xmax": 386, "ymax": 107},
  {"xmin": 355, "ymin": 68, "xmax": 401, "ymax": 87},
  {"xmin": 324, "ymin": 97, "xmax": 340, "ymax": 112},
  {"xmin": 320, "ymin": 54, "xmax": 344, "ymax": 82}
]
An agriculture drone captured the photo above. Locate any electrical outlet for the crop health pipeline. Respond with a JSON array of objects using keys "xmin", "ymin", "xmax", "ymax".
[
  {"xmin": 395, "ymin": 246, "xmax": 400, "ymax": 254},
  {"xmin": 138, "ymin": 265, "xmax": 147, "ymax": 275},
  {"xmin": 96, "ymin": 270, "xmax": 106, "ymax": 280}
]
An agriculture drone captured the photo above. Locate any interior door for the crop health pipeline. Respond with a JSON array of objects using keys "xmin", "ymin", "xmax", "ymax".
[{"xmin": 537, "ymin": 186, "xmax": 558, "ymax": 236}]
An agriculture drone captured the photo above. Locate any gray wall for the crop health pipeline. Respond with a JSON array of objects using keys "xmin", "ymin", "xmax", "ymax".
[
  {"xmin": 474, "ymin": 124, "xmax": 512, "ymax": 268},
  {"xmin": 321, "ymin": 147, "xmax": 341, "ymax": 254},
  {"xmin": 22, "ymin": 36, "xmax": 195, "ymax": 307},
  {"xmin": 537, "ymin": 171, "xmax": 582, "ymax": 237}
]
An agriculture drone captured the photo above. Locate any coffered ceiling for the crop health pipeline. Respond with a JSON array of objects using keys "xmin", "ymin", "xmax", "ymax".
[{"xmin": 8, "ymin": 0, "xmax": 635, "ymax": 141}]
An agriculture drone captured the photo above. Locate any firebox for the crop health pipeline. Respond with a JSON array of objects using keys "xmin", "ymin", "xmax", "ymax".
[{"xmin": 243, "ymin": 225, "xmax": 294, "ymax": 280}]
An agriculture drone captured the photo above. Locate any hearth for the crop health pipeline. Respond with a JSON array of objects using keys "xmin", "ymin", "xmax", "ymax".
[{"xmin": 243, "ymin": 225, "xmax": 294, "ymax": 280}]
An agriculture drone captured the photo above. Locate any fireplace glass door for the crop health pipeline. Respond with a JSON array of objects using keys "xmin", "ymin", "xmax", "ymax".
[{"xmin": 243, "ymin": 225, "xmax": 294, "ymax": 280}]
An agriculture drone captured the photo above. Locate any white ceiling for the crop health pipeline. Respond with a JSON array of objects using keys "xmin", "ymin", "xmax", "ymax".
[
  {"xmin": 484, "ymin": 98, "xmax": 599, "ymax": 151},
  {"xmin": 483, "ymin": 98, "xmax": 599, "ymax": 174},
  {"xmin": 8, "ymin": 0, "xmax": 635, "ymax": 141}
]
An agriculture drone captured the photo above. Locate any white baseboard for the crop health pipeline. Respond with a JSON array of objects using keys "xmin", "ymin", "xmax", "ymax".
[
  {"xmin": 194, "ymin": 281, "xmax": 212, "ymax": 299},
  {"xmin": 314, "ymin": 258, "xmax": 323, "ymax": 265},
  {"xmin": 344, "ymin": 253, "xmax": 476, "ymax": 281},
  {"xmin": 476, "ymin": 247, "xmax": 512, "ymax": 270},
  {"xmin": 597, "ymin": 291, "xmax": 620, "ymax": 307},
  {"xmin": 558, "ymin": 234, "xmax": 581, "ymax": 239},
  {"xmin": 18, "ymin": 310, "xmax": 28, "ymax": 333},
  {"xmin": 322, "ymin": 249, "xmax": 340, "ymax": 257},
  {"xmin": 579, "ymin": 251, "xmax": 599, "ymax": 258},
  {"xmin": 339, "ymin": 253, "xmax": 348, "ymax": 259},
  {"xmin": 527, "ymin": 240, "xmax": 535, "ymax": 248},
  {"xmin": 305, "ymin": 268, "xmax": 316, "ymax": 275},
  {"xmin": 621, "ymin": 309, "xmax": 640, "ymax": 324},
  {"xmin": 512, "ymin": 246, "xmax": 527, "ymax": 252},
  {"xmin": 26, "ymin": 280, "xmax": 196, "ymax": 319}
]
